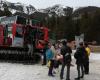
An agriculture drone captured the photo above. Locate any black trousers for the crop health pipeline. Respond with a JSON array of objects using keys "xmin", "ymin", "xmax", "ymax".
[
  {"xmin": 54, "ymin": 60, "xmax": 60, "ymax": 68},
  {"xmin": 84, "ymin": 59, "xmax": 89, "ymax": 74},
  {"xmin": 77, "ymin": 64, "xmax": 84, "ymax": 78},
  {"xmin": 42, "ymin": 49, "xmax": 47, "ymax": 65},
  {"xmin": 60, "ymin": 62, "xmax": 70, "ymax": 80},
  {"xmin": 48, "ymin": 60, "xmax": 54, "ymax": 75}
]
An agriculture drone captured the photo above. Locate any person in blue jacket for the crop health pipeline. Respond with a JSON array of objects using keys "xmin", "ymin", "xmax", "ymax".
[{"xmin": 46, "ymin": 43, "xmax": 55, "ymax": 77}]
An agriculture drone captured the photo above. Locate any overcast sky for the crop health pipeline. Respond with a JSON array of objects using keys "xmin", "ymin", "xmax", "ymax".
[{"xmin": 7, "ymin": 0, "xmax": 100, "ymax": 9}]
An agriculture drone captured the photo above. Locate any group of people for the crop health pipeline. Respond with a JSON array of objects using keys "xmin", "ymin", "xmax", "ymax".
[
  {"xmin": 74, "ymin": 42, "xmax": 90, "ymax": 80},
  {"xmin": 41, "ymin": 40, "xmax": 90, "ymax": 80}
]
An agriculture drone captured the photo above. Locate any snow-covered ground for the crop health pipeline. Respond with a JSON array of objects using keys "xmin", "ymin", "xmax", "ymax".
[
  {"xmin": 90, "ymin": 52, "xmax": 100, "ymax": 60},
  {"xmin": 0, "ymin": 53, "xmax": 99, "ymax": 80}
]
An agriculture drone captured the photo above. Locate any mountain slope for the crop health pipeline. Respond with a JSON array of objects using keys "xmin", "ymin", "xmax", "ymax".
[
  {"xmin": 0, "ymin": 1, "xmax": 73, "ymax": 17},
  {"xmin": 73, "ymin": 6, "xmax": 100, "ymax": 17}
]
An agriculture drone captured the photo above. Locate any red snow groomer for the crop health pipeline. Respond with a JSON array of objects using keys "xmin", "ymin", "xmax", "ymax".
[{"xmin": 0, "ymin": 16, "xmax": 49, "ymax": 61}]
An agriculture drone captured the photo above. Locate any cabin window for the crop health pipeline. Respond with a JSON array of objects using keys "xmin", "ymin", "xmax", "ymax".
[{"xmin": 15, "ymin": 27, "xmax": 23, "ymax": 38}]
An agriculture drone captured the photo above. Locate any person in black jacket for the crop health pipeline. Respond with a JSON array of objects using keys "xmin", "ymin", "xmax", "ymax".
[
  {"xmin": 74, "ymin": 42, "xmax": 87, "ymax": 80},
  {"xmin": 60, "ymin": 41, "xmax": 72, "ymax": 80},
  {"xmin": 42, "ymin": 42, "xmax": 48, "ymax": 65}
]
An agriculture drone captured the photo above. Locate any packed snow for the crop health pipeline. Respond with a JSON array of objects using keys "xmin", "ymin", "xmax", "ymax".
[{"xmin": 0, "ymin": 53, "xmax": 99, "ymax": 80}]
